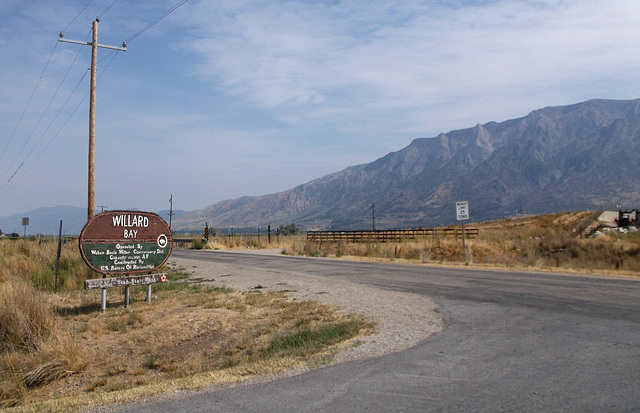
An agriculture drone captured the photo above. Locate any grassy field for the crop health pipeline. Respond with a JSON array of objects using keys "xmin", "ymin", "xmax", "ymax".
[{"xmin": 0, "ymin": 240, "xmax": 372, "ymax": 411}]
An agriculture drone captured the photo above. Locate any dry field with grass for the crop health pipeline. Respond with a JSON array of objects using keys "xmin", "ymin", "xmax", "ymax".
[
  {"xmin": 257, "ymin": 211, "xmax": 640, "ymax": 276},
  {"xmin": 0, "ymin": 241, "xmax": 372, "ymax": 412},
  {"xmin": 192, "ymin": 212, "xmax": 640, "ymax": 275}
]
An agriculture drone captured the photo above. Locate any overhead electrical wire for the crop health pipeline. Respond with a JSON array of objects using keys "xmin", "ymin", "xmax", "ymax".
[
  {"xmin": 1, "ymin": 28, "xmax": 92, "ymax": 184},
  {"xmin": 0, "ymin": 5, "xmax": 95, "ymax": 177},
  {"xmin": 0, "ymin": 49, "xmax": 120, "ymax": 195},
  {"xmin": 1, "ymin": 0, "xmax": 122, "ymax": 178},
  {"xmin": 126, "ymin": 0, "xmax": 188, "ymax": 43},
  {"xmin": 99, "ymin": 0, "xmax": 120, "ymax": 17},
  {"xmin": 0, "ymin": 40, "xmax": 59, "ymax": 163},
  {"xmin": 0, "ymin": 0, "xmax": 190, "ymax": 201},
  {"xmin": 25, "ymin": 50, "xmax": 121, "ymax": 176},
  {"xmin": 62, "ymin": 0, "xmax": 94, "ymax": 33},
  {"xmin": 6, "ymin": 71, "xmax": 89, "ymax": 184}
]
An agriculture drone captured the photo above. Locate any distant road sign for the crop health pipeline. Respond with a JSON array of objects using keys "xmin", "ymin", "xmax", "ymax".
[
  {"xmin": 79, "ymin": 211, "xmax": 172, "ymax": 274},
  {"xmin": 456, "ymin": 201, "xmax": 469, "ymax": 221}
]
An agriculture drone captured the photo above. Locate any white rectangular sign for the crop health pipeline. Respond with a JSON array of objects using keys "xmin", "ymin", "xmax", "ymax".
[
  {"xmin": 84, "ymin": 273, "xmax": 167, "ymax": 290},
  {"xmin": 456, "ymin": 201, "xmax": 469, "ymax": 221}
]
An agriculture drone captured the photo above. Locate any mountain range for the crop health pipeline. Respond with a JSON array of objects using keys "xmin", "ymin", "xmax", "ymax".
[
  {"xmin": 4, "ymin": 98, "xmax": 639, "ymax": 235},
  {"xmin": 173, "ymin": 98, "xmax": 640, "ymax": 231},
  {"xmin": 0, "ymin": 207, "xmax": 188, "ymax": 236}
]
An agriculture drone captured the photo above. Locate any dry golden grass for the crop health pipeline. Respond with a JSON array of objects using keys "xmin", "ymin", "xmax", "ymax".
[
  {"xmin": 204, "ymin": 234, "xmax": 306, "ymax": 252},
  {"xmin": 0, "ymin": 278, "xmax": 57, "ymax": 354},
  {"xmin": 0, "ymin": 240, "xmax": 372, "ymax": 411},
  {"xmin": 0, "ymin": 239, "xmax": 94, "ymax": 292},
  {"xmin": 278, "ymin": 211, "xmax": 640, "ymax": 275},
  {"xmin": 175, "ymin": 212, "xmax": 640, "ymax": 276}
]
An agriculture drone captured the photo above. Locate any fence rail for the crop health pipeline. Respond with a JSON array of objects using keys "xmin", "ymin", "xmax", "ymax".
[{"xmin": 306, "ymin": 228, "xmax": 478, "ymax": 243}]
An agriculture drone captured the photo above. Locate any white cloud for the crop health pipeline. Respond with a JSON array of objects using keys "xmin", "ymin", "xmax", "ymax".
[{"xmin": 179, "ymin": 0, "xmax": 640, "ymax": 134}]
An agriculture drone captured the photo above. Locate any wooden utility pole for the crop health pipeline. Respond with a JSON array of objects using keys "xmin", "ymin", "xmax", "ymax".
[
  {"xmin": 88, "ymin": 18, "xmax": 97, "ymax": 222},
  {"xmin": 59, "ymin": 18, "xmax": 126, "ymax": 221}
]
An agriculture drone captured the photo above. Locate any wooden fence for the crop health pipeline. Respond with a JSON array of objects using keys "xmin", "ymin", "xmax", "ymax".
[{"xmin": 306, "ymin": 228, "xmax": 478, "ymax": 243}]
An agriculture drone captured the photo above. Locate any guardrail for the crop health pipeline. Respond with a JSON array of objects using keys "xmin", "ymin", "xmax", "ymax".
[
  {"xmin": 173, "ymin": 238, "xmax": 197, "ymax": 248},
  {"xmin": 306, "ymin": 228, "xmax": 478, "ymax": 243}
]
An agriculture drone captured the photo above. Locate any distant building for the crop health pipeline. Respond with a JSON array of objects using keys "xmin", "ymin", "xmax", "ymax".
[{"xmin": 597, "ymin": 210, "xmax": 639, "ymax": 227}]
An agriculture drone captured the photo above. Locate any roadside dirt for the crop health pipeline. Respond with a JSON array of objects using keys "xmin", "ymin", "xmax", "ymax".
[{"xmin": 169, "ymin": 250, "xmax": 443, "ymax": 366}]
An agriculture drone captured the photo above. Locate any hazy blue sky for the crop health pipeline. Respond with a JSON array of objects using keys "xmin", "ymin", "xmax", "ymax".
[{"xmin": 1, "ymin": 0, "xmax": 639, "ymax": 216}]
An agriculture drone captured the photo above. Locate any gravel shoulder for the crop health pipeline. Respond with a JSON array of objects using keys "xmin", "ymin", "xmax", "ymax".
[
  {"xmin": 84, "ymin": 252, "xmax": 443, "ymax": 412},
  {"xmin": 169, "ymin": 251, "xmax": 443, "ymax": 365}
]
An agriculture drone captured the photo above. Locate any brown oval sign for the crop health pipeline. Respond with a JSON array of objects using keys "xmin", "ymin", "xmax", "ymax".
[{"xmin": 79, "ymin": 211, "xmax": 172, "ymax": 274}]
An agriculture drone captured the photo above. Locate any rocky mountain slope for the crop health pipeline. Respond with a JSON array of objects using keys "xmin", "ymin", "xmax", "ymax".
[{"xmin": 174, "ymin": 98, "xmax": 640, "ymax": 231}]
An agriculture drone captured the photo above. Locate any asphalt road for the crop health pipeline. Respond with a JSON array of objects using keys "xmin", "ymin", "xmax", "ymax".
[{"xmin": 119, "ymin": 250, "xmax": 640, "ymax": 412}]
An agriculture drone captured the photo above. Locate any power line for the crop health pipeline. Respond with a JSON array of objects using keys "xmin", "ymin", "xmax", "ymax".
[
  {"xmin": 1, "ymin": 29, "xmax": 91, "ymax": 183},
  {"xmin": 62, "ymin": 0, "xmax": 94, "ymax": 32},
  {"xmin": 126, "ymin": 0, "xmax": 188, "ymax": 43},
  {"xmin": 0, "ymin": 41, "xmax": 119, "ymax": 194},
  {"xmin": 0, "ymin": 40, "xmax": 59, "ymax": 163},
  {"xmin": 6, "ymin": 69, "xmax": 90, "ymax": 184},
  {"xmin": 0, "ymin": 0, "xmax": 190, "ymax": 205},
  {"xmin": 0, "ymin": 74, "xmax": 88, "ymax": 200},
  {"xmin": 1, "ymin": 69, "xmax": 89, "ymax": 194},
  {"xmin": 62, "ymin": 0, "xmax": 120, "ymax": 33},
  {"xmin": 1, "ymin": 0, "xmax": 100, "ymax": 170},
  {"xmin": 99, "ymin": 0, "xmax": 120, "ymax": 17}
]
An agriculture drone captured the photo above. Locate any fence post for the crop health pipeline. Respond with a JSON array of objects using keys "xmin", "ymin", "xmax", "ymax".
[
  {"xmin": 54, "ymin": 220, "xmax": 63, "ymax": 293},
  {"xmin": 461, "ymin": 221, "xmax": 467, "ymax": 262}
]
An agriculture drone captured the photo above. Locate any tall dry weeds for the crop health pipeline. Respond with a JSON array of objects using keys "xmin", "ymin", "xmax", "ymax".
[
  {"xmin": 205, "ymin": 234, "xmax": 306, "ymax": 253},
  {"xmin": 0, "ymin": 277, "xmax": 56, "ymax": 353},
  {"xmin": 0, "ymin": 277, "xmax": 58, "ymax": 408},
  {"xmin": 0, "ymin": 239, "xmax": 94, "ymax": 291},
  {"xmin": 0, "ymin": 241, "xmax": 92, "ymax": 408}
]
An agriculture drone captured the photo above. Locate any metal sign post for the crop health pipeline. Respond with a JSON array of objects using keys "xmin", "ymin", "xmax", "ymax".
[{"xmin": 456, "ymin": 201, "xmax": 469, "ymax": 262}]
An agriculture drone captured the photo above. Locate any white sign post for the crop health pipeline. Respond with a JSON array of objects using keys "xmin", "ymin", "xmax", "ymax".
[
  {"xmin": 22, "ymin": 217, "xmax": 29, "ymax": 237},
  {"xmin": 456, "ymin": 201, "xmax": 469, "ymax": 261}
]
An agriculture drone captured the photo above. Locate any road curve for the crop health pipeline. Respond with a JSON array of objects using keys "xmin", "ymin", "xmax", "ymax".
[{"xmin": 114, "ymin": 250, "xmax": 640, "ymax": 412}]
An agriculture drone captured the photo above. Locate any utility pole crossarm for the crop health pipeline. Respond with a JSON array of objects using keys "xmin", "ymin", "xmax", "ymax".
[{"xmin": 58, "ymin": 35, "xmax": 127, "ymax": 51}]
